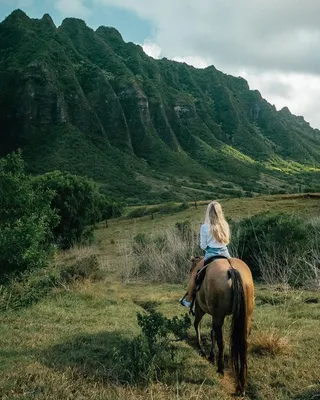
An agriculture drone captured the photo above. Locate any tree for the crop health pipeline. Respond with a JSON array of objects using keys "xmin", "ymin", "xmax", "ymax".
[
  {"xmin": 34, "ymin": 171, "xmax": 112, "ymax": 249},
  {"xmin": 0, "ymin": 152, "xmax": 56, "ymax": 281}
]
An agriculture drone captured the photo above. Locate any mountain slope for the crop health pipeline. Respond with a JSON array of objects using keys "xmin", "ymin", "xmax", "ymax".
[{"xmin": 0, "ymin": 10, "xmax": 319, "ymax": 203}]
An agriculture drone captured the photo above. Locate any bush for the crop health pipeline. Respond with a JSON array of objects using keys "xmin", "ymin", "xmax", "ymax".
[
  {"xmin": 127, "ymin": 207, "xmax": 148, "ymax": 219},
  {"xmin": 231, "ymin": 212, "xmax": 319, "ymax": 286},
  {"xmin": 113, "ymin": 310, "xmax": 191, "ymax": 385},
  {"xmin": 60, "ymin": 254, "xmax": 105, "ymax": 283},
  {"xmin": 98, "ymin": 197, "xmax": 123, "ymax": 220},
  {"xmin": 0, "ymin": 152, "xmax": 57, "ymax": 281},
  {"xmin": 158, "ymin": 202, "xmax": 189, "ymax": 215},
  {"xmin": 0, "ymin": 248, "xmax": 106, "ymax": 311},
  {"xmin": 34, "ymin": 171, "xmax": 107, "ymax": 249},
  {"xmin": 127, "ymin": 202, "xmax": 189, "ymax": 219},
  {"xmin": 0, "ymin": 268, "xmax": 60, "ymax": 311}
]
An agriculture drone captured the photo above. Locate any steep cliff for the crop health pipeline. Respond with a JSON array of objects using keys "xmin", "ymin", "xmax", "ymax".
[{"xmin": 0, "ymin": 10, "xmax": 319, "ymax": 202}]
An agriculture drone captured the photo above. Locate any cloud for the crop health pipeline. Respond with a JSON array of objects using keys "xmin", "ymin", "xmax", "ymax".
[
  {"xmin": 142, "ymin": 40, "xmax": 161, "ymax": 59},
  {"xmin": 244, "ymin": 71, "xmax": 320, "ymax": 129},
  {"xmin": 94, "ymin": 0, "xmax": 320, "ymax": 75},
  {"xmin": 0, "ymin": 0, "xmax": 34, "ymax": 7},
  {"xmin": 55, "ymin": 0, "xmax": 91, "ymax": 18},
  {"xmin": 172, "ymin": 56, "xmax": 209, "ymax": 69},
  {"xmin": 142, "ymin": 40, "xmax": 208, "ymax": 68}
]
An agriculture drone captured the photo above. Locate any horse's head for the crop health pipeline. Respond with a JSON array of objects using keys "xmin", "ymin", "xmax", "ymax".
[{"xmin": 190, "ymin": 256, "xmax": 202, "ymax": 272}]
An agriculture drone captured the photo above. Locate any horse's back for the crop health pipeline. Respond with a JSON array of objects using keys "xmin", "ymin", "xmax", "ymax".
[{"xmin": 197, "ymin": 258, "xmax": 254, "ymax": 318}]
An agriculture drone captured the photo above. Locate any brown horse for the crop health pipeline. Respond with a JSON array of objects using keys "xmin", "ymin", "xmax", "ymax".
[{"xmin": 190, "ymin": 256, "xmax": 254, "ymax": 396}]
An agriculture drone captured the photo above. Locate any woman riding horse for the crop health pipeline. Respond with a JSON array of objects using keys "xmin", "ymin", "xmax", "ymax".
[
  {"xmin": 180, "ymin": 201, "xmax": 231, "ymax": 308},
  {"xmin": 180, "ymin": 201, "xmax": 254, "ymax": 396}
]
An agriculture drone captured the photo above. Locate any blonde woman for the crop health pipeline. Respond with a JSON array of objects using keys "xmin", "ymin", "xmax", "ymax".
[{"xmin": 180, "ymin": 201, "xmax": 231, "ymax": 308}]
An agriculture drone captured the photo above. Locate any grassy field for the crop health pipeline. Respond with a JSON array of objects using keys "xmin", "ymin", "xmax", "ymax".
[
  {"xmin": 0, "ymin": 194, "xmax": 319, "ymax": 399},
  {"xmin": 95, "ymin": 194, "xmax": 320, "ymax": 265}
]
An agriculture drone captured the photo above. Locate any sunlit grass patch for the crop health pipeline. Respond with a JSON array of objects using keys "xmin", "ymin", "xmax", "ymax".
[{"xmin": 251, "ymin": 330, "xmax": 291, "ymax": 357}]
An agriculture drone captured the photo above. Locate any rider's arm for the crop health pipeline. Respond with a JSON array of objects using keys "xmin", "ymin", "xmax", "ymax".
[{"xmin": 200, "ymin": 224, "xmax": 208, "ymax": 250}]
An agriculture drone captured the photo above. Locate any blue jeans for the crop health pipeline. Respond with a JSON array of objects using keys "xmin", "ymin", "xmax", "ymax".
[{"xmin": 204, "ymin": 246, "xmax": 231, "ymax": 260}]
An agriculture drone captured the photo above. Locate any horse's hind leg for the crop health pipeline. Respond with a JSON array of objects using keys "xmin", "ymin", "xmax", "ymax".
[
  {"xmin": 194, "ymin": 302, "xmax": 205, "ymax": 357},
  {"xmin": 209, "ymin": 327, "xmax": 215, "ymax": 364},
  {"xmin": 213, "ymin": 323, "xmax": 225, "ymax": 375}
]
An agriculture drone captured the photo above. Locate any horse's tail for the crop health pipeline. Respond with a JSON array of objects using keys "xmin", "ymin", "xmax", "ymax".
[{"xmin": 229, "ymin": 267, "xmax": 248, "ymax": 394}]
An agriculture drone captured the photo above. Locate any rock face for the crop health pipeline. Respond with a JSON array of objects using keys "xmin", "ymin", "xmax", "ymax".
[{"xmin": 0, "ymin": 10, "xmax": 319, "ymax": 202}]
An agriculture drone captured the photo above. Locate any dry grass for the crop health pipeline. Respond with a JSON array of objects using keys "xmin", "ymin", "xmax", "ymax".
[
  {"xmin": 118, "ymin": 227, "xmax": 199, "ymax": 283},
  {"xmin": 251, "ymin": 330, "xmax": 291, "ymax": 357}
]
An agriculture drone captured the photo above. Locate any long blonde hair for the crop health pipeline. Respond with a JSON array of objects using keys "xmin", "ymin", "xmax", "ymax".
[{"xmin": 204, "ymin": 201, "xmax": 230, "ymax": 244}]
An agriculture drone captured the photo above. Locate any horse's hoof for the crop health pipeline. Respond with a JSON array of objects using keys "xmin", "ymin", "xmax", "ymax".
[{"xmin": 233, "ymin": 389, "xmax": 245, "ymax": 397}]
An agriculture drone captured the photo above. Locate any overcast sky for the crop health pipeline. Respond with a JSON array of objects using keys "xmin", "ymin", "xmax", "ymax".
[{"xmin": 1, "ymin": 0, "xmax": 320, "ymax": 129}]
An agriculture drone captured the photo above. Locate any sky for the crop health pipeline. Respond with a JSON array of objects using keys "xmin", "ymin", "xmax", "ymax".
[{"xmin": 1, "ymin": 0, "xmax": 320, "ymax": 129}]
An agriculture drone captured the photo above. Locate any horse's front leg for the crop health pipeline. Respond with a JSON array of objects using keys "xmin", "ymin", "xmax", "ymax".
[{"xmin": 194, "ymin": 302, "xmax": 205, "ymax": 357}]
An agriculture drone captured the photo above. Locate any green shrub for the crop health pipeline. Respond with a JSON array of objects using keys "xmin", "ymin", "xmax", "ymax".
[
  {"xmin": 60, "ymin": 255, "xmax": 105, "ymax": 283},
  {"xmin": 0, "ymin": 152, "xmax": 57, "ymax": 281},
  {"xmin": 232, "ymin": 212, "xmax": 318, "ymax": 286},
  {"xmin": 0, "ymin": 268, "xmax": 60, "ymax": 311},
  {"xmin": 158, "ymin": 202, "xmax": 189, "ymax": 215},
  {"xmin": 0, "ymin": 253, "xmax": 106, "ymax": 311},
  {"xmin": 98, "ymin": 197, "xmax": 123, "ymax": 220},
  {"xmin": 221, "ymin": 182, "xmax": 234, "ymax": 189},
  {"xmin": 113, "ymin": 310, "xmax": 191, "ymax": 385},
  {"xmin": 127, "ymin": 207, "xmax": 148, "ymax": 219},
  {"xmin": 34, "ymin": 171, "xmax": 106, "ymax": 249},
  {"xmin": 127, "ymin": 202, "xmax": 189, "ymax": 220}
]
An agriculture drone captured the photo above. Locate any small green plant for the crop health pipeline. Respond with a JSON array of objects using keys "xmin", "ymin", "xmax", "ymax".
[{"xmin": 113, "ymin": 310, "xmax": 191, "ymax": 385}]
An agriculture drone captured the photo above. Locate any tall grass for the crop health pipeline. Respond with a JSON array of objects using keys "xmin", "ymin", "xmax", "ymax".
[
  {"xmin": 119, "ymin": 223, "xmax": 201, "ymax": 283},
  {"xmin": 119, "ymin": 214, "xmax": 320, "ymax": 289}
]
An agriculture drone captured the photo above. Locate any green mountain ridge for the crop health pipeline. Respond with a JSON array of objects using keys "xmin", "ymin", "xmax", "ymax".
[{"xmin": 0, "ymin": 10, "xmax": 319, "ymax": 203}]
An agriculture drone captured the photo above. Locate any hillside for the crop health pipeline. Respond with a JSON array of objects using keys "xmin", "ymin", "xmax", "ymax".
[{"xmin": 0, "ymin": 10, "xmax": 320, "ymax": 203}]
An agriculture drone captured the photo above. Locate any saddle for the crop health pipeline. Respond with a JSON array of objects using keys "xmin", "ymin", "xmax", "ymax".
[{"xmin": 190, "ymin": 255, "xmax": 230, "ymax": 315}]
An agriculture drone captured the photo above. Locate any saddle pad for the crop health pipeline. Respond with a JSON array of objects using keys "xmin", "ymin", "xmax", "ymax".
[{"xmin": 204, "ymin": 254, "xmax": 230, "ymax": 267}]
